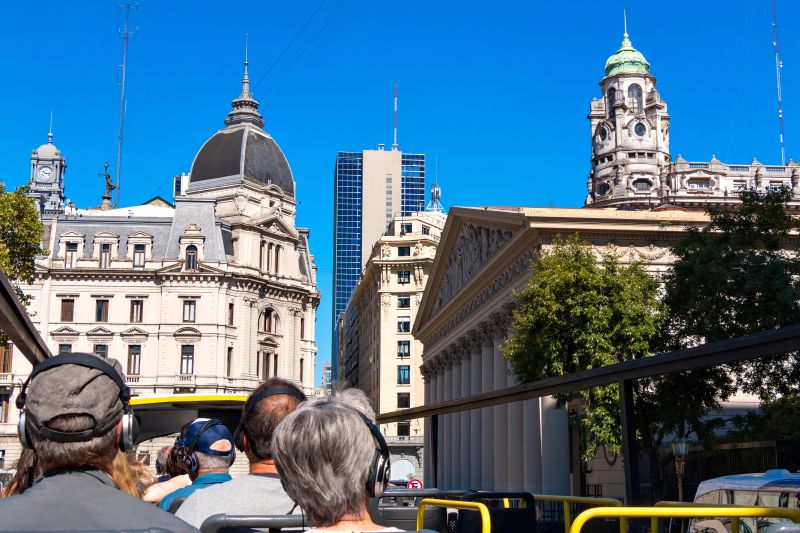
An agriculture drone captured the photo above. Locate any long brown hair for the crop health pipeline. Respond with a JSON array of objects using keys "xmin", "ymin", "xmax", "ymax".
[
  {"xmin": 0, "ymin": 449, "xmax": 39, "ymax": 498},
  {"xmin": 111, "ymin": 452, "xmax": 156, "ymax": 498}
]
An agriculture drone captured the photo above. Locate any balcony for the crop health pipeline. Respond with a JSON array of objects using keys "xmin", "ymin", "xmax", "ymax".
[
  {"xmin": 385, "ymin": 435, "xmax": 424, "ymax": 446},
  {"xmin": 0, "ymin": 373, "xmax": 13, "ymax": 386},
  {"xmin": 175, "ymin": 373, "xmax": 196, "ymax": 385},
  {"xmin": 126, "ymin": 375, "xmax": 141, "ymax": 384}
]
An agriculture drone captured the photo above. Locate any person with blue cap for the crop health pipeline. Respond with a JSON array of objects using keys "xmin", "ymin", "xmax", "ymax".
[{"xmin": 159, "ymin": 417, "xmax": 235, "ymax": 512}]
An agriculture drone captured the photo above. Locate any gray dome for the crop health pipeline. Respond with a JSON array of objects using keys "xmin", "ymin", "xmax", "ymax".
[{"xmin": 189, "ymin": 125, "xmax": 295, "ymax": 197}]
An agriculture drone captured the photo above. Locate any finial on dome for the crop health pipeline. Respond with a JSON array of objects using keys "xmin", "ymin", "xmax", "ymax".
[
  {"xmin": 48, "ymin": 111, "xmax": 53, "ymax": 144},
  {"xmin": 225, "ymin": 34, "xmax": 264, "ymax": 129},
  {"xmin": 621, "ymin": 9, "xmax": 632, "ymax": 48}
]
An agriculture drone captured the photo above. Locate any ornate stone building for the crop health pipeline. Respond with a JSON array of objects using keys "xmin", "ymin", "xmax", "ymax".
[
  {"xmin": 0, "ymin": 60, "xmax": 319, "ymax": 468},
  {"xmin": 340, "ymin": 210, "xmax": 446, "ymax": 483},
  {"xmin": 586, "ymin": 28, "xmax": 800, "ymax": 209}
]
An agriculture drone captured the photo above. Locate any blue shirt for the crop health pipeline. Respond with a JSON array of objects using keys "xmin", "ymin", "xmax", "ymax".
[{"xmin": 159, "ymin": 472, "xmax": 232, "ymax": 512}]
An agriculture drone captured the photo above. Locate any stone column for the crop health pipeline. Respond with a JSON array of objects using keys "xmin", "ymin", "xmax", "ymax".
[
  {"xmin": 423, "ymin": 363, "xmax": 432, "ymax": 485},
  {"xmin": 523, "ymin": 398, "xmax": 543, "ymax": 493},
  {"xmin": 469, "ymin": 332, "xmax": 482, "ymax": 489},
  {"xmin": 479, "ymin": 324, "xmax": 495, "ymax": 488},
  {"xmin": 507, "ymin": 371, "xmax": 524, "ymax": 492},
  {"xmin": 492, "ymin": 319, "xmax": 509, "ymax": 492},
  {"xmin": 451, "ymin": 349, "xmax": 462, "ymax": 490},
  {"xmin": 460, "ymin": 338, "xmax": 472, "ymax": 490},
  {"xmin": 434, "ymin": 360, "xmax": 445, "ymax": 488},
  {"xmin": 541, "ymin": 395, "xmax": 571, "ymax": 494},
  {"xmin": 443, "ymin": 353, "xmax": 454, "ymax": 490}
]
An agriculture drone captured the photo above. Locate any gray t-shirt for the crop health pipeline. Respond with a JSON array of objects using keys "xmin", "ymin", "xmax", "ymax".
[{"xmin": 176, "ymin": 473, "xmax": 298, "ymax": 528}]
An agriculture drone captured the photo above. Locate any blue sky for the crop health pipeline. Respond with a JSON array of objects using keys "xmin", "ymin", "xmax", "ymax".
[{"xmin": 1, "ymin": 1, "xmax": 798, "ymax": 385}]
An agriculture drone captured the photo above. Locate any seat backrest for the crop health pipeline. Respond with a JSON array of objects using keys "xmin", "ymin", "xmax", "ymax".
[
  {"xmin": 457, "ymin": 491, "xmax": 536, "ymax": 533},
  {"xmin": 167, "ymin": 496, "xmax": 188, "ymax": 514},
  {"xmin": 199, "ymin": 513, "xmax": 305, "ymax": 533},
  {"xmin": 368, "ymin": 488, "xmax": 447, "ymax": 532}
]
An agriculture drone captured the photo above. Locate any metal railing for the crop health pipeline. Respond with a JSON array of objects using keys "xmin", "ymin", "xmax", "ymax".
[
  {"xmin": 417, "ymin": 498, "xmax": 491, "ymax": 533},
  {"xmin": 534, "ymin": 495, "xmax": 626, "ymax": 533},
  {"xmin": 569, "ymin": 506, "xmax": 800, "ymax": 533}
]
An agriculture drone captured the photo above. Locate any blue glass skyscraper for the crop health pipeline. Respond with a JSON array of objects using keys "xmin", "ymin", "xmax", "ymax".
[{"xmin": 332, "ymin": 147, "xmax": 425, "ymax": 380}]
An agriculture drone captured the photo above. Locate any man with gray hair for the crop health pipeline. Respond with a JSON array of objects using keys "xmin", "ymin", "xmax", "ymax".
[
  {"xmin": 0, "ymin": 353, "xmax": 196, "ymax": 532},
  {"xmin": 272, "ymin": 388, "xmax": 404, "ymax": 532},
  {"xmin": 158, "ymin": 417, "xmax": 235, "ymax": 512},
  {"xmin": 176, "ymin": 378, "xmax": 306, "ymax": 527}
]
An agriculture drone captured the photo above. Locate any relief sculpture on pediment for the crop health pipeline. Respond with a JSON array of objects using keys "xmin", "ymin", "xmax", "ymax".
[{"xmin": 432, "ymin": 223, "xmax": 513, "ymax": 313}]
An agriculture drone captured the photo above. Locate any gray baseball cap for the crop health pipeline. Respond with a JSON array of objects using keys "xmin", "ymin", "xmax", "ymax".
[{"xmin": 25, "ymin": 354, "xmax": 126, "ymax": 442}]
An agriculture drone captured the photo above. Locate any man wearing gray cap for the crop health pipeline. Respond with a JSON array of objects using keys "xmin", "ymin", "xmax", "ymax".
[{"xmin": 0, "ymin": 353, "xmax": 197, "ymax": 532}]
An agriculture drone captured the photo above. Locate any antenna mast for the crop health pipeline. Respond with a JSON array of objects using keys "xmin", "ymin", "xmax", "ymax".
[
  {"xmin": 115, "ymin": 3, "xmax": 137, "ymax": 207},
  {"xmin": 772, "ymin": 0, "xmax": 786, "ymax": 165},
  {"xmin": 392, "ymin": 83, "xmax": 398, "ymax": 151}
]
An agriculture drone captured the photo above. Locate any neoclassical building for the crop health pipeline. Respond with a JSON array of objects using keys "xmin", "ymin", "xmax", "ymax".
[
  {"xmin": 0, "ymin": 60, "xmax": 319, "ymax": 467},
  {"xmin": 340, "ymin": 210, "xmax": 446, "ymax": 483},
  {"xmin": 415, "ymin": 26, "xmax": 796, "ymax": 498}
]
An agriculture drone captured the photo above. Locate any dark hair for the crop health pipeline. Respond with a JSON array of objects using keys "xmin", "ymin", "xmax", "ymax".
[
  {"xmin": 165, "ymin": 445, "xmax": 188, "ymax": 477},
  {"xmin": 243, "ymin": 378, "xmax": 306, "ymax": 460},
  {"xmin": 0, "ymin": 449, "xmax": 38, "ymax": 498}
]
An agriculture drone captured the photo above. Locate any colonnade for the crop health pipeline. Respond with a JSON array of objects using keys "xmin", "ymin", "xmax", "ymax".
[{"xmin": 421, "ymin": 310, "xmax": 571, "ymax": 493}]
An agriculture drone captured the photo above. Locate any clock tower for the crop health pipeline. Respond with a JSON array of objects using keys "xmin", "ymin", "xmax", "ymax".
[
  {"xmin": 586, "ymin": 22, "xmax": 671, "ymax": 207},
  {"xmin": 28, "ymin": 130, "xmax": 66, "ymax": 218}
]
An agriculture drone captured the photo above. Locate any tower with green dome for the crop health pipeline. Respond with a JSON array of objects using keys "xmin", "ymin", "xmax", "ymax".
[{"xmin": 585, "ymin": 17, "xmax": 671, "ymax": 208}]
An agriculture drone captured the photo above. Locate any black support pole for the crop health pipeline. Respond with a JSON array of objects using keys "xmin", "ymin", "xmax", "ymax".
[
  {"xmin": 431, "ymin": 414, "xmax": 439, "ymax": 488},
  {"xmin": 619, "ymin": 378, "xmax": 641, "ymax": 505}
]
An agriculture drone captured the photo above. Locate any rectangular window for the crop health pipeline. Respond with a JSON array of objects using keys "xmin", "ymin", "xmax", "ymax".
[
  {"xmin": 0, "ymin": 344, "xmax": 11, "ymax": 373},
  {"xmin": 273, "ymin": 353, "xmax": 279, "ymax": 377},
  {"xmin": 0, "ymin": 394, "xmax": 9, "ymax": 424},
  {"xmin": 130, "ymin": 300, "xmax": 143, "ymax": 323},
  {"xmin": 422, "ymin": 225, "xmax": 430, "ymax": 235},
  {"xmin": 95, "ymin": 299, "xmax": 109, "ymax": 322},
  {"xmin": 300, "ymin": 318, "xmax": 305, "ymax": 339},
  {"xmin": 228, "ymin": 302, "xmax": 234, "ymax": 326},
  {"xmin": 397, "ymin": 365, "xmax": 410, "ymax": 384},
  {"xmin": 397, "ymin": 340, "xmax": 411, "ymax": 357},
  {"xmin": 397, "ymin": 295, "xmax": 411, "ymax": 309},
  {"xmin": 397, "ymin": 317, "xmax": 411, "ymax": 333},
  {"xmin": 183, "ymin": 300, "xmax": 196, "ymax": 323},
  {"xmin": 397, "ymin": 392, "xmax": 411, "ymax": 409},
  {"xmin": 300, "ymin": 358, "xmax": 305, "ymax": 382},
  {"xmin": 61, "ymin": 299, "xmax": 75, "ymax": 322},
  {"xmin": 398, "ymin": 246, "xmax": 411, "ymax": 257},
  {"xmin": 133, "ymin": 244, "xmax": 146, "ymax": 268},
  {"xmin": 99, "ymin": 243, "xmax": 111, "ymax": 269},
  {"xmin": 226, "ymin": 347, "xmax": 233, "ymax": 377},
  {"xmin": 400, "ymin": 223, "xmax": 413, "ymax": 234},
  {"xmin": 397, "ymin": 421, "xmax": 411, "ymax": 437},
  {"xmin": 180, "ymin": 345, "xmax": 194, "ymax": 374},
  {"xmin": 65, "ymin": 242, "xmax": 78, "ymax": 268},
  {"xmin": 127, "ymin": 345, "xmax": 141, "ymax": 375},
  {"xmin": 397, "ymin": 270, "xmax": 411, "ymax": 284},
  {"xmin": 93, "ymin": 344, "xmax": 107, "ymax": 358},
  {"xmin": 58, "ymin": 344, "xmax": 72, "ymax": 354}
]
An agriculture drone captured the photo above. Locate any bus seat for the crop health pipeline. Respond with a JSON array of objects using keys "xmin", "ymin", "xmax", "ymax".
[
  {"xmin": 457, "ymin": 491, "xmax": 536, "ymax": 533},
  {"xmin": 369, "ymin": 488, "xmax": 447, "ymax": 532},
  {"xmin": 199, "ymin": 513, "xmax": 305, "ymax": 533},
  {"xmin": 167, "ymin": 496, "xmax": 188, "ymax": 514}
]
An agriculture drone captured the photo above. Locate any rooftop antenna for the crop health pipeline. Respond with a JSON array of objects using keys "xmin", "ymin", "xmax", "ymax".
[
  {"xmin": 48, "ymin": 111, "xmax": 53, "ymax": 144},
  {"xmin": 425, "ymin": 157, "xmax": 444, "ymax": 213},
  {"xmin": 115, "ymin": 2, "xmax": 137, "ymax": 208},
  {"xmin": 772, "ymin": 0, "xmax": 787, "ymax": 165},
  {"xmin": 392, "ymin": 83, "xmax": 399, "ymax": 151}
]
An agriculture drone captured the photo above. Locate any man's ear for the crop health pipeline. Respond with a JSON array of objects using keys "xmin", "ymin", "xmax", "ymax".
[
  {"xmin": 242, "ymin": 434, "xmax": 251, "ymax": 453},
  {"xmin": 114, "ymin": 419, "xmax": 123, "ymax": 447}
]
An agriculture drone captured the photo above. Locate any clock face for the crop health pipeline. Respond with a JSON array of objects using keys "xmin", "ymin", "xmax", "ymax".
[
  {"xmin": 634, "ymin": 122, "xmax": 647, "ymax": 137},
  {"xmin": 38, "ymin": 166, "xmax": 53, "ymax": 182}
]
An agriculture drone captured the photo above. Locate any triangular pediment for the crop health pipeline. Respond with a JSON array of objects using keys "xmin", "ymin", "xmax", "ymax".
[
  {"xmin": 121, "ymin": 327, "xmax": 149, "ymax": 338},
  {"xmin": 50, "ymin": 326, "xmax": 79, "ymax": 338},
  {"xmin": 155, "ymin": 262, "xmax": 225, "ymax": 275},
  {"xmin": 127, "ymin": 231, "xmax": 153, "ymax": 239},
  {"xmin": 86, "ymin": 326, "xmax": 114, "ymax": 337},
  {"xmin": 251, "ymin": 213, "xmax": 299, "ymax": 239},
  {"xmin": 93, "ymin": 231, "xmax": 119, "ymax": 239},
  {"xmin": 59, "ymin": 231, "xmax": 85, "ymax": 239},
  {"xmin": 415, "ymin": 207, "xmax": 525, "ymax": 333}
]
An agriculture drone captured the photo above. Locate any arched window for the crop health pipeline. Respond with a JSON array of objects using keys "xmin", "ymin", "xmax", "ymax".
[
  {"xmin": 607, "ymin": 88, "xmax": 617, "ymax": 120},
  {"xmin": 185, "ymin": 245, "xmax": 198, "ymax": 271},
  {"xmin": 258, "ymin": 309, "xmax": 281, "ymax": 333},
  {"xmin": 628, "ymin": 83, "xmax": 643, "ymax": 113}
]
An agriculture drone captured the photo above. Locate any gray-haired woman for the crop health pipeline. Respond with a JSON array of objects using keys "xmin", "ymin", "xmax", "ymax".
[{"xmin": 272, "ymin": 388, "xmax": 402, "ymax": 532}]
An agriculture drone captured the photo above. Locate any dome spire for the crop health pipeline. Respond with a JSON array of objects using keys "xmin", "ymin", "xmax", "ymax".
[
  {"xmin": 48, "ymin": 111, "xmax": 53, "ymax": 144},
  {"xmin": 225, "ymin": 34, "xmax": 265, "ymax": 129},
  {"xmin": 604, "ymin": 10, "xmax": 650, "ymax": 77}
]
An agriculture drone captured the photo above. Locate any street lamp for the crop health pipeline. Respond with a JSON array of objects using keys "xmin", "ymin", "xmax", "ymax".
[{"xmin": 672, "ymin": 439, "xmax": 690, "ymax": 501}]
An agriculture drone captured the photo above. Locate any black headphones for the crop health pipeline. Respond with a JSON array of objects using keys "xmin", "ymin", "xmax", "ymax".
[
  {"xmin": 16, "ymin": 353, "xmax": 137, "ymax": 452},
  {"xmin": 233, "ymin": 387, "xmax": 307, "ymax": 452},
  {"xmin": 313, "ymin": 402, "xmax": 391, "ymax": 499},
  {"xmin": 175, "ymin": 419, "xmax": 235, "ymax": 474}
]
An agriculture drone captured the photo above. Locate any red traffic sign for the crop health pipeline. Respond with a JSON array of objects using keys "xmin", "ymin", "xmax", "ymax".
[{"xmin": 407, "ymin": 478, "xmax": 423, "ymax": 489}]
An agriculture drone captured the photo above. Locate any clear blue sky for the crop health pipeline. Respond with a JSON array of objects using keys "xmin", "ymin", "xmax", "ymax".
[{"xmin": 1, "ymin": 1, "xmax": 798, "ymax": 385}]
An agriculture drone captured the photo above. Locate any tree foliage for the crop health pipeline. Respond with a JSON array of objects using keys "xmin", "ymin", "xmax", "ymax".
[
  {"xmin": 0, "ymin": 185, "xmax": 45, "ymax": 304},
  {"xmin": 502, "ymin": 236, "xmax": 661, "ymax": 458}
]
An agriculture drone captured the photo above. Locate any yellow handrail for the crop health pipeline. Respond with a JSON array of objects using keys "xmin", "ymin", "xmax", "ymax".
[
  {"xmin": 534, "ymin": 495, "xmax": 625, "ymax": 533},
  {"xmin": 569, "ymin": 506, "xmax": 800, "ymax": 533},
  {"xmin": 417, "ymin": 498, "xmax": 492, "ymax": 533},
  {"xmin": 654, "ymin": 501, "xmax": 748, "ymax": 533}
]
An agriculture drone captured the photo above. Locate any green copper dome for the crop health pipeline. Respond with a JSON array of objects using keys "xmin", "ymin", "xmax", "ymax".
[{"xmin": 604, "ymin": 32, "xmax": 650, "ymax": 77}]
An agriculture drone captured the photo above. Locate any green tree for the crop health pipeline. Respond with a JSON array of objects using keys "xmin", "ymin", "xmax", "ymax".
[
  {"xmin": 0, "ymin": 185, "xmax": 45, "ymax": 305},
  {"xmin": 501, "ymin": 236, "xmax": 661, "ymax": 459},
  {"xmin": 660, "ymin": 188, "xmax": 800, "ymax": 398}
]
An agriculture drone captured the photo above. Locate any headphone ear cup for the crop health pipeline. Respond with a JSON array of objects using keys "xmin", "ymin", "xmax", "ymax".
[
  {"xmin": 18, "ymin": 411, "xmax": 31, "ymax": 450},
  {"xmin": 374, "ymin": 451, "xmax": 390, "ymax": 499},
  {"xmin": 233, "ymin": 425, "xmax": 246, "ymax": 453},
  {"xmin": 119, "ymin": 412, "xmax": 138, "ymax": 452},
  {"xmin": 228, "ymin": 449, "xmax": 236, "ymax": 467}
]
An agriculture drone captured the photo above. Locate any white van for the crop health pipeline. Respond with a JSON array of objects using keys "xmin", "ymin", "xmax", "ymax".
[{"xmin": 690, "ymin": 470, "xmax": 800, "ymax": 533}]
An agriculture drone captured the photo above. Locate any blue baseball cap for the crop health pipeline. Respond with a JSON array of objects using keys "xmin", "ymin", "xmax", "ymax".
[{"xmin": 176, "ymin": 418, "xmax": 234, "ymax": 456}]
